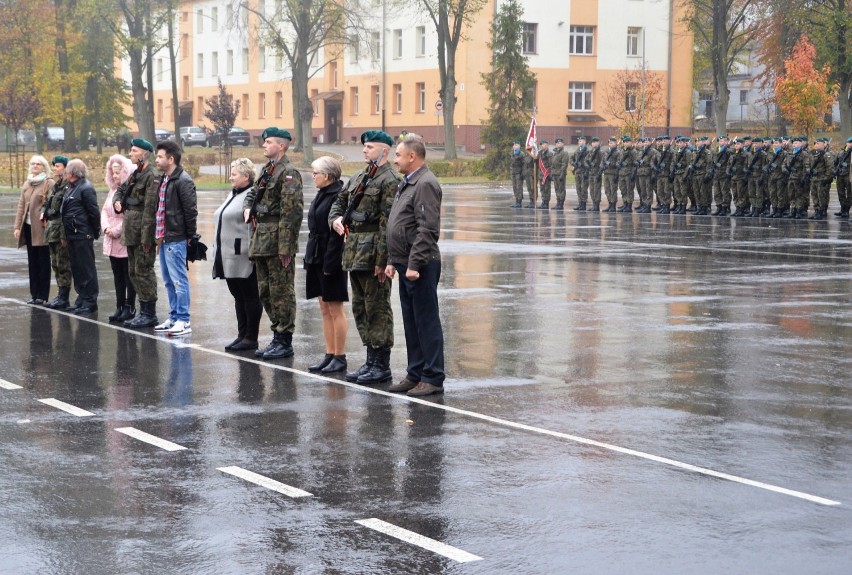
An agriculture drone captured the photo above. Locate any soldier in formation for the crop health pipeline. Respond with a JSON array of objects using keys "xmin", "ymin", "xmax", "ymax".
[
  {"xmin": 550, "ymin": 138, "xmax": 569, "ymax": 210},
  {"xmin": 42, "ymin": 156, "xmax": 72, "ymax": 309},
  {"xmin": 537, "ymin": 140, "xmax": 552, "ymax": 209},
  {"xmin": 571, "ymin": 136, "xmax": 590, "ymax": 211}
]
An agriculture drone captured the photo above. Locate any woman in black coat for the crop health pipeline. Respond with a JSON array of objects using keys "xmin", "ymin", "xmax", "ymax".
[{"xmin": 305, "ymin": 156, "xmax": 348, "ymax": 373}]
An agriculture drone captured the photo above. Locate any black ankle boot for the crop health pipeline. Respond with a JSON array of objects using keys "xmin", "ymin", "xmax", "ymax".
[
  {"xmin": 309, "ymin": 353, "xmax": 334, "ymax": 372},
  {"xmin": 321, "ymin": 355, "xmax": 347, "ymax": 373},
  {"xmin": 357, "ymin": 347, "xmax": 392, "ymax": 384}
]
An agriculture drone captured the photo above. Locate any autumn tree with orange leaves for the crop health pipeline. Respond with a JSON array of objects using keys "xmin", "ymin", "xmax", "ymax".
[
  {"xmin": 601, "ymin": 67, "xmax": 666, "ymax": 140},
  {"xmin": 775, "ymin": 35, "xmax": 837, "ymax": 138}
]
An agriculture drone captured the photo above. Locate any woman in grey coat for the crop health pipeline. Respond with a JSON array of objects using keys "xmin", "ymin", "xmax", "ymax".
[{"xmin": 212, "ymin": 158, "xmax": 262, "ymax": 351}]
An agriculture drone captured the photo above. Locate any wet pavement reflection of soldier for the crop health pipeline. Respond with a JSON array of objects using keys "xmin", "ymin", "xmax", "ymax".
[{"xmin": 237, "ymin": 361, "xmax": 264, "ymax": 403}]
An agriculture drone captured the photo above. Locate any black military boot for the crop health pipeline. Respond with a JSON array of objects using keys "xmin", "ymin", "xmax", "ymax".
[
  {"xmin": 732, "ymin": 207, "xmax": 744, "ymax": 217},
  {"xmin": 573, "ymin": 202, "xmax": 586, "ymax": 211},
  {"xmin": 554, "ymin": 201, "xmax": 564, "ymax": 210},
  {"xmin": 126, "ymin": 301, "xmax": 158, "ymax": 328},
  {"xmin": 45, "ymin": 286, "xmax": 70, "ymax": 310},
  {"xmin": 357, "ymin": 347, "xmax": 392, "ymax": 384},
  {"xmin": 834, "ymin": 208, "xmax": 849, "ymax": 218},
  {"xmin": 537, "ymin": 202, "xmax": 548, "ymax": 210},
  {"xmin": 346, "ymin": 347, "xmax": 375, "ymax": 382},
  {"xmin": 784, "ymin": 208, "xmax": 798, "ymax": 219},
  {"xmin": 605, "ymin": 203, "xmax": 617, "ymax": 212},
  {"xmin": 796, "ymin": 208, "xmax": 808, "ymax": 219},
  {"xmin": 263, "ymin": 331, "xmax": 294, "ymax": 360},
  {"xmin": 658, "ymin": 204, "xmax": 670, "ymax": 214},
  {"xmin": 711, "ymin": 205, "xmax": 723, "ymax": 216},
  {"xmin": 590, "ymin": 202, "xmax": 600, "ymax": 212}
]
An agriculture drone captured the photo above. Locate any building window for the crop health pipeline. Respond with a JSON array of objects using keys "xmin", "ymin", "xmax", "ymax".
[
  {"xmin": 197, "ymin": 96, "xmax": 204, "ymax": 122},
  {"xmin": 627, "ymin": 27, "xmax": 642, "ymax": 56},
  {"xmin": 330, "ymin": 61, "xmax": 338, "ymax": 89},
  {"xmin": 393, "ymin": 84, "xmax": 402, "ymax": 113},
  {"xmin": 349, "ymin": 36, "xmax": 359, "ymax": 64},
  {"xmin": 182, "ymin": 11, "xmax": 188, "ymax": 22},
  {"xmin": 275, "ymin": 51, "xmax": 284, "ymax": 71},
  {"xmin": 524, "ymin": 81, "xmax": 536, "ymax": 110},
  {"xmin": 569, "ymin": 82, "xmax": 593, "ymax": 111},
  {"xmin": 276, "ymin": 91, "xmax": 283, "ymax": 118},
  {"xmin": 259, "ymin": 47, "xmax": 266, "ymax": 73},
  {"xmin": 740, "ymin": 89, "xmax": 748, "ymax": 104},
  {"xmin": 242, "ymin": 94, "xmax": 249, "ymax": 119},
  {"xmin": 626, "ymin": 82, "xmax": 638, "ymax": 111},
  {"xmin": 227, "ymin": 50, "xmax": 234, "ymax": 75},
  {"xmin": 182, "ymin": 75, "xmax": 189, "ymax": 99},
  {"xmin": 416, "ymin": 82, "xmax": 425, "ymax": 112},
  {"xmin": 196, "ymin": 53, "xmax": 203, "ymax": 78},
  {"xmin": 242, "ymin": 48, "xmax": 249, "ymax": 74},
  {"xmin": 211, "ymin": 51, "xmax": 218, "ymax": 77},
  {"xmin": 416, "ymin": 26, "xmax": 426, "ymax": 57},
  {"xmin": 211, "ymin": 7, "xmax": 218, "ymax": 31},
  {"xmin": 181, "ymin": 34, "xmax": 188, "ymax": 58},
  {"xmin": 156, "ymin": 58, "xmax": 163, "ymax": 82},
  {"xmin": 522, "ymin": 23, "xmax": 537, "ymax": 54},
  {"xmin": 372, "ymin": 85, "xmax": 380, "ymax": 114},
  {"xmin": 351, "ymin": 87, "xmax": 359, "ymax": 115},
  {"xmin": 371, "ymin": 31, "xmax": 381, "ymax": 61},
  {"xmin": 310, "ymin": 89, "xmax": 319, "ymax": 116},
  {"xmin": 157, "ymin": 99, "xmax": 163, "ymax": 122},
  {"xmin": 259, "ymin": 93, "xmax": 266, "ymax": 119},
  {"xmin": 393, "ymin": 29, "xmax": 402, "ymax": 59},
  {"xmin": 196, "ymin": 9, "xmax": 203, "ymax": 33},
  {"xmin": 569, "ymin": 26, "xmax": 594, "ymax": 55}
]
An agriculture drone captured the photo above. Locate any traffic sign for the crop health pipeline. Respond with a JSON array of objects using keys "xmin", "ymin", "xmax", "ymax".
[{"xmin": 435, "ymin": 99, "xmax": 443, "ymax": 111}]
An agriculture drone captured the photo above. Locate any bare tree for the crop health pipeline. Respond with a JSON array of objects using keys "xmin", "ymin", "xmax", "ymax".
[{"xmin": 416, "ymin": 0, "xmax": 486, "ymax": 159}]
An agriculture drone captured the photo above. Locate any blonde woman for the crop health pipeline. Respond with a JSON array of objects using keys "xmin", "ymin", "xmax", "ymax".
[
  {"xmin": 102, "ymin": 154, "xmax": 137, "ymax": 322},
  {"xmin": 212, "ymin": 158, "xmax": 262, "ymax": 351},
  {"xmin": 13, "ymin": 155, "xmax": 54, "ymax": 304},
  {"xmin": 305, "ymin": 156, "xmax": 348, "ymax": 373}
]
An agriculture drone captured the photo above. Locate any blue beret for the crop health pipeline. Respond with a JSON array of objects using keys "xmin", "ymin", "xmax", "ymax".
[
  {"xmin": 131, "ymin": 138, "xmax": 153, "ymax": 152},
  {"xmin": 360, "ymin": 130, "xmax": 394, "ymax": 147},
  {"xmin": 261, "ymin": 127, "xmax": 292, "ymax": 141},
  {"xmin": 52, "ymin": 155, "xmax": 69, "ymax": 166}
]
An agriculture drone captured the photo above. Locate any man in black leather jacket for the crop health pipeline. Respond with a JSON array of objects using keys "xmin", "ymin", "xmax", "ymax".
[{"xmin": 60, "ymin": 159, "xmax": 100, "ymax": 314}]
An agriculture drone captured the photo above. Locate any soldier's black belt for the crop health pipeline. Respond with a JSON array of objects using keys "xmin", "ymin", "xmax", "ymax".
[{"xmin": 350, "ymin": 224, "xmax": 380, "ymax": 233}]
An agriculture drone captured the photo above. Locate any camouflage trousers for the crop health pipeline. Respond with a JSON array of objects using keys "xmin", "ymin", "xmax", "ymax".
[
  {"xmin": 553, "ymin": 176, "xmax": 566, "ymax": 202},
  {"xmin": 748, "ymin": 178, "xmax": 766, "ymax": 209},
  {"xmin": 128, "ymin": 244, "xmax": 158, "ymax": 303},
  {"xmin": 604, "ymin": 174, "xmax": 619, "ymax": 205},
  {"xmin": 49, "ymin": 241, "xmax": 71, "ymax": 288},
  {"xmin": 732, "ymin": 179, "xmax": 749, "ymax": 209},
  {"xmin": 524, "ymin": 174, "xmax": 535, "ymax": 204},
  {"xmin": 618, "ymin": 174, "xmax": 635, "ymax": 204},
  {"xmin": 588, "ymin": 174, "xmax": 602, "ymax": 203},
  {"xmin": 713, "ymin": 177, "xmax": 732, "ymax": 207},
  {"xmin": 256, "ymin": 255, "xmax": 295, "ymax": 335},
  {"xmin": 673, "ymin": 176, "xmax": 689, "ymax": 205},
  {"xmin": 539, "ymin": 176, "xmax": 552, "ymax": 204},
  {"xmin": 810, "ymin": 180, "xmax": 830, "ymax": 211},
  {"xmin": 693, "ymin": 175, "xmax": 712, "ymax": 208},
  {"xmin": 656, "ymin": 176, "xmax": 672, "ymax": 206},
  {"xmin": 349, "ymin": 269, "xmax": 393, "ymax": 349},
  {"xmin": 788, "ymin": 179, "xmax": 809, "ymax": 210},
  {"xmin": 575, "ymin": 172, "xmax": 589, "ymax": 204},
  {"xmin": 768, "ymin": 178, "xmax": 787, "ymax": 208},
  {"xmin": 511, "ymin": 173, "xmax": 524, "ymax": 203},
  {"xmin": 836, "ymin": 175, "xmax": 850, "ymax": 210},
  {"xmin": 636, "ymin": 175, "xmax": 654, "ymax": 206}
]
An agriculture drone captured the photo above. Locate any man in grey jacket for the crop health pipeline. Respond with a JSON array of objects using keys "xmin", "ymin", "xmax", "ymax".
[{"xmin": 384, "ymin": 135, "xmax": 445, "ymax": 397}]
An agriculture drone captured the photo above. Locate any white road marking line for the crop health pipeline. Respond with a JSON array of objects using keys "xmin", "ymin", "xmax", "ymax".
[
  {"xmin": 115, "ymin": 427, "xmax": 187, "ymax": 451},
  {"xmin": 3, "ymin": 297, "xmax": 839, "ymax": 506},
  {"xmin": 217, "ymin": 466, "xmax": 313, "ymax": 498},
  {"xmin": 0, "ymin": 379, "xmax": 22, "ymax": 390},
  {"xmin": 37, "ymin": 398, "xmax": 94, "ymax": 417},
  {"xmin": 355, "ymin": 518, "xmax": 482, "ymax": 563}
]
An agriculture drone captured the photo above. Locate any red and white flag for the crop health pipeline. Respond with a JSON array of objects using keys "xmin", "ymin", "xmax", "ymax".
[{"xmin": 525, "ymin": 117, "xmax": 538, "ymax": 157}]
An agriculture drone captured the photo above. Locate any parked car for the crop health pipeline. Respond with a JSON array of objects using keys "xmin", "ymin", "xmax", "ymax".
[
  {"xmin": 179, "ymin": 126, "xmax": 209, "ymax": 147},
  {"xmin": 16, "ymin": 129, "xmax": 36, "ymax": 147},
  {"xmin": 207, "ymin": 126, "xmax": 252, "ymax": 147},
  {"xmin": 43, "ymin": 126, "xmax": 65, "ymax": 150},
  {"xmin": 87, "ymin": 129, "xmax": 117, "ymax": 147},
  {"xmin": 155, "ymin": 129, "xmax": 173, "ymax": 143}
]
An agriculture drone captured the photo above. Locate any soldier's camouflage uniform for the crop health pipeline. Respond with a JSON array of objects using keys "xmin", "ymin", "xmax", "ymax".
[
  {"xmin": 538, "ymin": 147, "xmax": 553, "ymax": 206},
  {"xmin": 728, "ymin": 147, "xmax": 748, "ymax": 211},
  {"xmin": 329, "ymin": 162, "xmax": 398, "ymax": 350},
  {"xmin": 745, "ymin": 145, "xmax": 767, "ymax": 213},
  {"xmin": 114, "ymin": 163, "xmax": 158, "ymax": 303},
  {"xmin": 244, "ymin": 157, "xmax": 304, "ymax": 335},
  {"xmin": 784, "ymin": 148, "xmax": 810, "ymax": 213},
  {"xmin": 809, "ymin": 147, "xmax": 833, "ymax": 215},
  {"xmin": 617, "ymin": 146, "xmax": 637, "ymax": 209},
  {"xmin": 586, "ymin": 145, "xmax": 604, "ymax": 207},
  {"xmin": 635, "ymin": 144, "xmax": 659, "ymax": 210},
  {"xmin": 550, "ymin": 146, "xmax": 569, "ymax": 206},
  {"xmin": 572, "ymin": 145, "xmax": 589, "ymax": 206},
  {"xmin": 42, "ymin": 177, "xmax": 71, "ymax": 289},
  {"xmin": 655, "ymin": 142, "xmax": 674, "ymax": 209},
  {"xmin": 711, "ymin": 145, "xmax": 732, "ymax": 210},
  {"xmin": 670, "ymin": 145, "xmax": 691, "ymax": 209},
  {"xmin": 834, "ymin": 146, "xmax": 851, "ymax": 216},
  {"xmin": 510, "ymin": 150, "xmax": 525, "ymax": 205},
  {"xmin": 602, "ymin": 144, "xmax": 620, "ymax": 209}
]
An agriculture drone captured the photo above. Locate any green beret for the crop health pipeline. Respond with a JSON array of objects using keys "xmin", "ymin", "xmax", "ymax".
[
  {"xmin": 130, "ymin": 138, "xmax": 153, "ymax": 152},
  {"xmin": 590, "ymin": 137, "xmax": 599, "ymax": 142},
  {"xmin": 577, "ymin": 135, "xmax": 587, "ymax": 141},
  {"xmin": 846, "ymin": 137, "xmax": 852, "ymax": 143},
  {"xmin": 743, "ymin": 135, "xmax": 752, "ymax": 140},
  {"xmin": 360, "ymin": 130, "xmax": 394, "ymax": 147},
  {"xmin": 622, "ymin": 136, "xmax": 632, "ymax": 142},
  {"xmin": 697, "ymin": 136, "xmax": 709, "ymax": 142},
  {"xmin": 261, "ymin": 127, "xmax": 292, "ymax": 141},
  {"xmin": 718, "ymin": 134, "xmax": 728, "ymax": 139},
  {"xmin": 662, "ymin": 134, "xmax": 671, "ymax": 140},
  {"xmin": 753, "ymin": 137, "xmax": 763, "ymax": 143},
  {"xmin": 540, "ymin": 140, "xmax": 548, "ymax": 145},
  {"xmin": 52, "ymin": 155, "xmax": 69, "ymax": 166},
  {"xmin": 554, "ymin": 137, "xmax": 564, "ymax": 143},
  {"xmin": 608, "ymin": 136, "xmax": 617, "ymax": 141}
]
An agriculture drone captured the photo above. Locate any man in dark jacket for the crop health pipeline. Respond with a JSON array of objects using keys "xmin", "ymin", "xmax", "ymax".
[
  {"xmin": 152, "ymin": 140, "xmax": 197, "ymax": 336},
  {"xmin": 60, "ymin": 159, "xmax": 100, "ymax": 315},
  {"xmin": 385, "ymin": 135, "xmax": 445, "ymax": 397}
]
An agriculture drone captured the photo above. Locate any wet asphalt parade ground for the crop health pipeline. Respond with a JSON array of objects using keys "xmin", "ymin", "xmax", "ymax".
[{"xmin": 1, "ymin": 181, "xmax": 851, "ymax": 574}]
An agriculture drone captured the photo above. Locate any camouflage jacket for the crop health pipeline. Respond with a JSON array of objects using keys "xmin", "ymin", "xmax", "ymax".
[
  {"xmin": 114, "ymin": 163, "xmax": 158, "ymax": 246},
  {"xmin": 764, "ymin": 149, "xmax": 786, "ymax": 181},
  {"xmin": 671, "ymin": 148, "xmax": 691, "ymax": 177},
  {"xmin": 602, "ymin": 146, "xmax": 620, "ymax": 175},
  {"xmin": 509, "ymin": 151, "xmax": 525, "ymax": 175},
  {"xmin": 616, "ymin": 147, "xmax": 636, "ymax": 177},
  {"xmin": 329, "ymin": 161, "xmax": 399, "ymax": 271},
  {"xmin": 783, "ymin": 149, "xmax": 810, "ymax": 183},
  {"xmin": 549, "ymin": 148, "xmax": 569, "ymax": 176},
  {"xmin": 636, "ymin": 146, "xmax": 659, "ymax": 176},
  {"xmin": 42, "ymin": 177, "xmax": 68, "ymax": 243},
  {"xmin": 689, "ymin": 146, "xmax": 712, "ymax": 176},
  {"xmin": 243, "ymin": 156, "xmax": 304, "ymax": 258},
  {"xmin": 728, "ymin": 149, "xmax": 748, "ymax": 180},
  {"xmin": 810, "ymin": 150, "xmax": 834, "ymax": 183},
  {"xmin": 586, "ymin": 146, "xmax": 604, "ymax": 177}
]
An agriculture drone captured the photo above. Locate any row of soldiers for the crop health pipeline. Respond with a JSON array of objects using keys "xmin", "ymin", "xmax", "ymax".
[{"xmin": 512, "ymin": 134, "xmax": 852, "ymax": 220}]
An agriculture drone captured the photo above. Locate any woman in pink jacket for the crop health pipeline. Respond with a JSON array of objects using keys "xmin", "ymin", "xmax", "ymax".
[{"xmin": 102, "ymin": 154, "xmax": 137, "ymax": 322}]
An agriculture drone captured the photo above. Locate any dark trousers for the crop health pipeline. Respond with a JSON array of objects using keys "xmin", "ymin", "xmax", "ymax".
[
  {"xmin": 66, "ymin": 238, "xmax": 99, "ymax": 307},
  {"xmin": 109, "ymin": 256, "xmax": 136, "ymax": 308},
  {"xmin": 23, "ymin": 224, "xmax": 51, "ymax": 300},
  {"xmin": 226, "ymin": 269, "xmax": 262, "ymax": 342},
  {"xmin": 394, "ymin": 260, "xmax": 445, "ymax": 386}
]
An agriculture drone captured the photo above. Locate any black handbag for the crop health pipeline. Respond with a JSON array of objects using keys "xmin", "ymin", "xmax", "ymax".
[{"xmin": 187, "ymin": 234, "xmax": 208, "ymax": 262}]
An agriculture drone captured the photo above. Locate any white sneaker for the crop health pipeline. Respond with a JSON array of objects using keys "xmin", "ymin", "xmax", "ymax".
[
  {"xmin": 154, "ymin": 319, "xmax": 175, "ymax": 332},
  {"xmin": 167, "ymin": 320, "xmax": 192, "ymax": 336}
]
